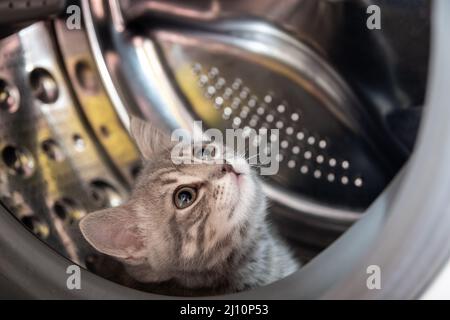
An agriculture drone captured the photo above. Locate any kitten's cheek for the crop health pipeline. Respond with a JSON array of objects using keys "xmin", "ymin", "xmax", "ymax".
[
  {"xmin": 238, "ymin": 173, "xmax": 249, "ymax": 187},
  {"xmin": 226, "ymin": 171, "xmax": 238, "ymax": 186},
  {"xmin": 241, "ymin": 175, "xmax": 255, "ymax": 197}
]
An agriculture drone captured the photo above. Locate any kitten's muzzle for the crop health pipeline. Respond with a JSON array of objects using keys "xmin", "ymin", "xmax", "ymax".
[{"xmin": 222, "ymin": 163, "xmax": 240, "ymax": 176}]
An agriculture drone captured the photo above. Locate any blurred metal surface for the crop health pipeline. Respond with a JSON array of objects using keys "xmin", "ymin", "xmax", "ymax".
[
  {"xmin": 0, "ymin": 0, "xmax": 66, "ymax": 38},
  {"xmin": 81, "ymin": 0, "xmax": 428, "ymax": 236},
  {"xmin": 0, "ymin": 22, "xmax": 138, "ymax": 265},
  {"xmin": 155, "ymin": 26, "xmax": 393, "ymax": 212},
  {"xmin": 119, "ymin": 0, "xmax": 343, "ymax": 55},
  {"xmin": 0, "ymin": 0, "xmax": 430, "ymax": 268}
]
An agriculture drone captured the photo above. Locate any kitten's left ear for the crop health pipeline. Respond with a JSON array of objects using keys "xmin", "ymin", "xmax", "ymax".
[
  {"xmin": 129, "ymin": 115, "xmax": 171, "ymax": 159},
  {"xmin": 79, "ymin": 207, "xmax": 146, "ymax": 262}
]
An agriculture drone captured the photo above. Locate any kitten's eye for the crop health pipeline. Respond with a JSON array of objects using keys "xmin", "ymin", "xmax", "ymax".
[
  {"xmin": 174, "ymin": 186, "xmax": 197, "ymax": 209},
  {"xmin": 193, "ymin": 144, "xmax": 216, "ymax": 161}
]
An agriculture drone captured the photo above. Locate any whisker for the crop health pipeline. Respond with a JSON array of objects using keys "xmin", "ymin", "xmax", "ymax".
[{"xmin": 245, "ymin": 154, "xmax": 259, "ymax": 162}]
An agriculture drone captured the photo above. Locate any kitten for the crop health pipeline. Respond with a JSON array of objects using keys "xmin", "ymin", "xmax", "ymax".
[{"xmin": 79, "ymin": 116, "xmax": 299, "ymax": 296}]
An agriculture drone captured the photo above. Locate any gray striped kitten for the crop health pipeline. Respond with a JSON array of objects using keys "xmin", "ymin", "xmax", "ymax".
[{"xmin": 80, "ymin": 116, "xmax": 299, "ymax": 296}]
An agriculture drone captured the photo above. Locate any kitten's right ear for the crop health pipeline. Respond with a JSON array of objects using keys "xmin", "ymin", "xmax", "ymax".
[
  {"xmin": 129, "ymin": 115, "xmax": 171, "ymax": 159},
  {"xmin": 79, "ymin": 207, "xmax": 146, "ymax": 262}
]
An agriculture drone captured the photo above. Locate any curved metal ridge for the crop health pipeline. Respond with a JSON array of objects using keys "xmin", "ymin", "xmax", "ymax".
[{"xmin": 81, "ymin": 0, "xmax": 378, "ymax": 224}]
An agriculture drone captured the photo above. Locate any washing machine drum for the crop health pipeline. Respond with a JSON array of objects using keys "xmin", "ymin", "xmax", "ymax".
[{"xmin": 0, "ymin": 0, "xmax": 446, "ymax": 299}]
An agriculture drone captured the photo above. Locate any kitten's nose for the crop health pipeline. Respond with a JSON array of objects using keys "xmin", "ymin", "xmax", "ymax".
[{"xmin": 222, "ymin": 163, "xmax": 239, "ymax": 175}]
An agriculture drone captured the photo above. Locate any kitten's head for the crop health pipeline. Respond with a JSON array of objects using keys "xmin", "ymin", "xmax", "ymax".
[{"xmin": 79, "ymin": 116, "xmax": 265, "ymax": 283}]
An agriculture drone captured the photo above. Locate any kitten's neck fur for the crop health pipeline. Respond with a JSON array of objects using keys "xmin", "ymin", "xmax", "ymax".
[{"xmin": 124, "ymin": 215, "xmax": 299, "ymax": 296}]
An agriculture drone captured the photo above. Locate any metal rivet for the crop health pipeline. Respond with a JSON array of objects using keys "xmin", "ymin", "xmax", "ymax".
[
  {"xmin": 316, "ymin": 155, "xmax": 324, "ymax": 164},
  {"xmin": 0, "ymin": 79, "xmax": 20, "ymax": 113},
  {"xmin": 240, "ymin": 90, "xmax": 249, "ymax": 100},
  {"xmin": 242, "ymin": 126, "xmax": 251, "ymax": 137},
  {"xmin": 41, "ymin": 139, "xmax": 65, "ymax": 162},
  {"xmin": 100, "ymin": 125, "xmax": 110, "ymax": 138},
  {"xmin": 319, "ymin": 140, "xmax": 327, "ymax": 149},
  {"xmin": 354, "ymin": 177, "xmax": 363, "ymax": 187},
  {"xmin": 266, "ymin": 114, "xmax": 274, "ymax": 123},
  {"xmin": 207, "ymin": 86, "xmax": 216, "ymax": 96},
  {"xmin": 29, "ymin": 68, "xmax": 59, "ymax": 104},
  {"xmin": 199, "ymin": 75, "xmax": 208, "ymax": 87},
  {"xmin": 327, "ymin": 173, "xmax": 335, "ymax": 182},
  {"xmin": 72, "ymin": 134, "xmax": 86, "ymax": 151},
  {"xmin": 208, "ymin": 67, "xmax": 219, "ymax": 79},
  {"xmin": 216, "ymin": 77, "xmax": 226, "ymax": 87},
  {"xmin": 224, "ymin": 107, "xmax": 232, "ymax": 116},
  {"xmin": 232, "ymin": 78, "xmax": 242, "ymax": 90},
  {"xmin": 291, "ymin": 113, "xmax": 300, "ymax": 121},
  {"xmin": 286, "ymin": 127, "xmax": 294, "ymax": 135},
  {"xmin": 53, "ymin": 198, "xmax": 86, "ymax": 224},
  {"xmin": 192, "ymin": 63, "xmax": 202, "ymax": 74},
  {"xmin": 307, "ymin": 136, "xmax": 316, "ymax": 145},
  {"xmin": 215, "ymin": 96, "xmax": 224, "ymax": 107},
  {"xmin": 230, "ymin": 102, "xmax": 240, "ymax": 110},
  {"xmin": 1, "ymin": 145, "xmax": 35, "ymax": 177},
  {"xmin": 341, "ymin": 176, "xmax": 349, "ymax": 185},
  {"xmin": 297, "ymin": 132, "xmax": 305, "ymax": 140},
  {"xmin": 342, "ymin": 160, "xmax": 350, "ymax": 169},
  {"xmin": 304, "ymin": 151, "xmax": 312, "ymax": 159},
  {"xmin": 277, "ymin": 104, "xmax": 286, "ymax": 113},
  {"xmin": 292, "ymin": 146, "xmax": 300, "ymax": 154},
  {"xmin": 281, "ymin": 140, "xmax": 289, "ymax": 149},
  {"xmin": 300, "ymin": 165, "xmax": 309, "ymax": 174},
  {"xmin": 329, "ymin": 158, "xmax": 337, "ymax": 167},
  {"xmin": 75, "ymin": 61, "xmax": 100, "ymax": 93},
  {"xmin": 21, "ymin": 215, "xmax": 50, "ymax": 239},
  {"xmin": 314, "ymin": 170, "xmax": 322, "ymax": 179},
  {"xmin": 90, "ymin": 180, "xmax": 123, "ymax": 208},
  {"xmin": 257, "ymin": 107, "xmax": 265, "ymax": 115},
  {"xmin": 223, "ymin": 88, "xmax": 233, "ymax": 99}
]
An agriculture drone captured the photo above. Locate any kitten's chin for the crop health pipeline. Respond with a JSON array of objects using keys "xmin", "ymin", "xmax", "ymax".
[{"xmin": 231, "ymin": 173, "xmax": 257, "ymax": 221}]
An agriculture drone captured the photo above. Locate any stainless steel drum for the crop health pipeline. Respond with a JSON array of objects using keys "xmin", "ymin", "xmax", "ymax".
[{"xmin": 0, "ymin": 0, "xmax": 430, "ymax": 277}]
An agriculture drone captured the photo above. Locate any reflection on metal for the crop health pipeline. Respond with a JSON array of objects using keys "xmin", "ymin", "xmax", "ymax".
[
  {"xmin": 81, "ymin": 0, "xmax": 373, "ymax": 226},
  {"xmin": 52, "ymin": 198, "xmax": 87, "ymax": 224},
  {"xmin": 29, "ymin": 68, "xmax": 59, "ymax": 104},
  {"xmin": 54, "ymin": 19, "xmax": 141, "ymax": 185},
  {"xmin": 74, "ymin": 60, "xmax": 100, "ymax": 94},
  {"xmin": 155, "ymin": 27, "xmax": 392, "ymax": 216},
  {"xmin": 0, "ymin": 0, "xmax": 427, "ymax": 263},
  {"xmin": 89, "ymin": 180, "xmax": 123, "ymax": 208},
  {"xmin": 0, "ymin": 23, "xmax": 136, "ymax": 265},
  {"xmin": 41, "ymin": 139, "xmax": 65, "ymax": 162},
  {"xmin": 1, "ymin": 145, "xmax": 35, "ymax": 177},
  {"xmin": 21, "ymin": 215, "xmax": 50, "ymax": 239},
  {"xmin": 119, "ymin": 0, "xmax": 342, "ymax": 55},
  {"xmin": 0, "ymin": 78, "xmax": 20, "ymax": 113}
]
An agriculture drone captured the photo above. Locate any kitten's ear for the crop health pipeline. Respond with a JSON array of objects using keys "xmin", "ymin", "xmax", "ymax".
[
  {"xmin": 129, "ymin": 115, "xmax": 171, "ymax": 159},
  {"xmin": 79, "ymin": 207, "xmax": 146, "ymax": 261}
]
